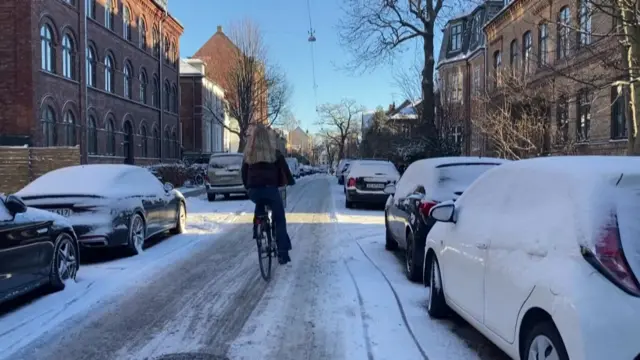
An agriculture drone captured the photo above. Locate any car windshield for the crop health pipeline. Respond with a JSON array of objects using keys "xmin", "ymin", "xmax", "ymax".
[
  {"xmin": 210, "ymin": 155, "xmax": 243, "ymax": 169},
  {"xmin": 352, "ymin": 162, "xmax": 398, "ymax": 175},
  {"xmin": 436, "ymin": 163, "xmax": 501, "ymax": 190}
]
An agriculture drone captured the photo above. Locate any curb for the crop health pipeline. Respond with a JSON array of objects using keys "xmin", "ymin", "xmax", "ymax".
[{"xmin": 179, "ymin": 187, "xmax": 206, "ymax": 198}]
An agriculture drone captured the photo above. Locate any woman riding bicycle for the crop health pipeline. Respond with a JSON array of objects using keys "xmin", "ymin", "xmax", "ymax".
[{"xmin": 241, "ymin": 124, "xmax": 295, "ymax": 265}]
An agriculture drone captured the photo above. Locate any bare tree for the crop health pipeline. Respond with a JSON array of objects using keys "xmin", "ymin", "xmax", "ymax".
[
  {"xmin": 360, "ymin": 107, "xmax": 398, "ymax": 158},
  {"xmin": 316, "ymin": 99, "xmax": 363, "ymax": 159},
  {"xmin": 339, "ymin": 0, "xmax": 458, "ymax": 147},
  {"xmin": 201, "ymin": 19, "xmax": 292, "ymax": 152}
]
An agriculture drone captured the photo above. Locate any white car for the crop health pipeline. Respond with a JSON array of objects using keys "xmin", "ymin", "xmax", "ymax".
[
  {"xmin": 424, "ymin": 156, "xmax": 640, "ymax": 360},
  {"xmin": 344, "ymin": 160, "xmax": 399, "ymax": 208}
]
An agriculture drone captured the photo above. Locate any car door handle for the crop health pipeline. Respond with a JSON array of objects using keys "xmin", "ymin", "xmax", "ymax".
[{"xmin": 475, "ymin": 242, "xmax": 488, "ymax": 250}]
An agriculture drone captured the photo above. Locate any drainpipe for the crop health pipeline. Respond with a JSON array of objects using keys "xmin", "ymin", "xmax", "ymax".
[
  {"xmin": 159, "ymin": 10, "xmax": 168, "ymax": 162},
  {"xmin": 81, "ymin": 0, "xmax": 89, "ymax": 164},
  {"xmin": 483, "ymin": 30, "xmax": 489, "ymax": 156}
]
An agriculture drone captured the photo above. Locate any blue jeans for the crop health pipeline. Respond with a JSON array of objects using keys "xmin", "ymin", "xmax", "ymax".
[{"xmin": 248, "ymin": 187, "xmax": 292, "ymax": 253}]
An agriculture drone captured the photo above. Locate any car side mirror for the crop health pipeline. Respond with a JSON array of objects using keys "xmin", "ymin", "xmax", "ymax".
[
  {"xmin": 383, "ymin": 184, "xmax": 396, "ymax": 195},
  {"xmin": 5, "ymin": 195, "xmax": 27, "ymax": 216},
  {"xmin": 430, "ymin": 201, "xmax": 456, "ymax": 223},
  {"xmin": 164, "ymin": 182, "xmax": 174, "ymax": 192}
]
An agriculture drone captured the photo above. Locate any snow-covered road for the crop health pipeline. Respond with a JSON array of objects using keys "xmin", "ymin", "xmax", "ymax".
[{"xmin": 0, "ymin": 175, "xmax": 508, "ymax": 360}]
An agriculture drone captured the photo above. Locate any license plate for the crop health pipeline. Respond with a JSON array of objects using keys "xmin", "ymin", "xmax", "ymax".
[
  {"xmin": 50, "ymin": 208, "xmax": 72, "ymax": 217},
  {"xmin": 366, "ymin": 183, "xmax": 385, "ymax": 189}
]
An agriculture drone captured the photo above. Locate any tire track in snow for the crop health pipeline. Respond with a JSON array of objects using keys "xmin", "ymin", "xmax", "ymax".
[{"xmin": 343, "ymin": 261, "xmax": 375, "ymax": 360}]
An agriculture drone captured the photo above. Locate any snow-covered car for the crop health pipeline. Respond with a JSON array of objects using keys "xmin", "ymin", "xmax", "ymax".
[
  {"xmin": 206, "ymin": 153, "xmax": 246, "ymax": 201},
  {"xmin": 336, "ymin": 159, "xmax": 353, "ymax": 185},
  {"xmin": 424, "ymin": 156, "xmax": 640, "ymax": 360},
  {"xmin": 383, "ymin": 157, "xmax": 508, "ymax": 281},
  {"xmin": 0, "ymin": 193, "xmax": 79, "ymax": 304},
  {"xmin": 16, "ymin": 165, "xmax": 187, "ymax": 256},
  {"xmin": 285, "ymin": 157, "xmax": 300, "ymax": 178},
  {"xmin": 344, "ymin": 160, "xmax": 399, "ymax": 208}
]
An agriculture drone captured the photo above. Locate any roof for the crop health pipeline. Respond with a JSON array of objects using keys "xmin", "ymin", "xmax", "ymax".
[{"xmin": 179, "ymin": 59, "xmax": 203, "ymax": 76}]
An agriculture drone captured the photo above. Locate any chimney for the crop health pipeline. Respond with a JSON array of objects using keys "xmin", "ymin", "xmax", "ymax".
[{"xmin": 217, "ymin": 25, "xmax": 223, "ymax": 33}]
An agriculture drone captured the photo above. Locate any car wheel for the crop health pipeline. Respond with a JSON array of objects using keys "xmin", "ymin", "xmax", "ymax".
[
  {"xmin": 405, "ymin": 231, "xmax": 423, "ymax": 282},
  {"xmin": 522, "ymin": 322, "xmax": 569, "ymax": 360},
  {"xmin": 171, "ymin": 202, "xmax": 186, "ymax": 234},
  {"xmin": 385, "ymin": 218, "xmax": 398, "ymax": 251},
  {"xmin": 127, "ymin": 213, "xmax": 146, "ymax": 255},
  {"xmin": 207, "ymin": 193, "xmax": 216, "ymax": 202},
  {"xmin": 345, "ymin": 199, "xmax": 353, "ymax": 209},
  {"xmin": 427, "ymin": 256, "xmax": 449, "ymax": 318},
  {"xmin": 49, "ymin": 232, "xmax": 78, "ymax": 291}
]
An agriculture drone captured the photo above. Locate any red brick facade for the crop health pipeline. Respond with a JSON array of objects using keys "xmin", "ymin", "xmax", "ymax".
[{"xmin": 0, "ymin": 0, "xmax": 183, "ymax": 165}]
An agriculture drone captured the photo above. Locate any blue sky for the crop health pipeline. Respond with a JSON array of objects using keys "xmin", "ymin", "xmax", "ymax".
[{"xmin": 169, "ymin": 0, "xmax": 442, "ymax": 132}]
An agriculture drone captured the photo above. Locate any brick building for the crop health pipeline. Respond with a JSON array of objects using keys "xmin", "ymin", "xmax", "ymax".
[
  {"xmin": 180, "ymin": 58, "xmax": 225, "ymax": 155},
  {"xmin": 0, "ymin": 0, "xmax": 183, "ymax": 165}
]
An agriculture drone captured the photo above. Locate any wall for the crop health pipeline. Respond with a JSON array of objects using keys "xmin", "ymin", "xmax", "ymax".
[{"xmin": 0, "ymin": 146, "xmax": 81, "ymax": 194}]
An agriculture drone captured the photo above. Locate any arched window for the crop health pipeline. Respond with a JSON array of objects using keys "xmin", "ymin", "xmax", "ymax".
[
  {"xmin": 86, "ymin": 46, "xmax": 96, "ymax": 86},
  {"xmin": 153, "ymin": 126, "xmax": 160, "ymax": 157},
  {"xmin": 139, "ymin": 70, "xmax": 148, "ymax": 104},
  {"xmin": 40, "ymin": 24, "xmax": 55, "ymax": 72},
  {"xmin": 124, "ymin": 62, "xmax": 132, "ymax": 99},
  {"xmin": 104, "ymin": 54, "xmax": 114, "ymax": 93},
  {"xmin": 86, "ymin": 0, "xmax": 96, "ymax": 18},
  {"xmin": 152, "ymin": 75, "xmax": 159, "ymax": 107},
  {"xmin": 63, "ymin": 111, "xmax": 76, "ymax": 146},
  {"xmin": 557, "ymin": 7, "xmax": 571, "ymax": 59},
  {"xmin": 171, "ymin": 84, "xmax": 178, "ymax": 112},
  {"xmin": 152, "ymin": 27, "xmax": 160, "ymax": 57},
  {"xmin": 104, "ymin": 0, "xmax": 114, "ymax": 30},
  {"xmin": 123, "ymin": 6, "xmax": 131, "ymax": 40},
  {"xmin": 538, "ymin": 23, "xmax": 548, "ymax": 67},
  {"xmin": 140, "ymin": 125, "xmax": 148, "ymax": 157},
  {"xmin": 522, "ymin": 31, "xmax": 532, "ymax": 75},
  {"xmin": 41, "ymin": 106, "xmax": 56, "ymax": 146},
  {"xmin": 493, "ymin": 50, "xmax": 502, "ymax": 86},
  {"xmin": 105, "ymin": 117, "xmax": 116, "ymax": 155},
  {"xmin": 139, "ymin": 17, "xmax": 147, "ymax": 49},
  {"xmin": 164, "ymin": 38, "xmax": 170, "ymax": 62},
  {"xmin": 88, "ymin": 116, "xmax": 97, "ymax": 154},
  {"xmin": 62, "ymin": 34, "xmax": 75, "ymax": 79},
  {"xmin": 164, "ymin": 81, "xmax": 171, "ymax": 111},
  {"xmin": 170, "ymin": 42, "xmax": 176, "ymax": 66},
  {"xmin": 510, "ymin": 39, "xmax": 518, "ymax": 75},
  {"xmin": 164, "ymin": 127, "xmax": 171, "ymax": 158}
]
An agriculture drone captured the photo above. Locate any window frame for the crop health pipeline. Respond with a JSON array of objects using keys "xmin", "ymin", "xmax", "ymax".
[
  {"xmin": 557, "ymin": 7, "xmax": 571, "ymax": 60},
  {"xmin": 578, "ymin": 0, "xmax": 592, "ymax": 47},
  {"xmin": 576, "ymin": 89, "xmax": 592, "ymax": 142},
  {"xmin": 88, "ymin": 116, "xmax": 97, "ymax": 154},
  {"xmin": 123, "ymin": 6, "xmax": 131, "ymax": 41},
  {"xmin": 105, "ymin": 0, "xmax": 114, "ymax": 30},
  {"xmin": 105, "ymin": 117, "xmax": 116, "ymax": 155},
  {"xmin": 40, "ymin": 24, "xmax": 55, "ymax": 73},
  {"xmin": 522, "ymin": 31, "xmax": 532, "ymax": 75},
  {"xmin": 450, "ymin": 23, "xmax": 463, "ymax": 52},
  {"xmin": 41, "ymin": 106, "xmax": 57, "ymax": 147},
  {"xmin": 538, "ymin": 23, "xmax": 548, "ymax": 67},
  {"xmin": 611, "ymin": 85, "xmax": 627, "ymax": 140},
  {"xmin": 104, "ymin": 54, "xmax": 115, "ymax": 93},
  {"xmin": 62, "ymin": 34, "xmax": 75, "ymax": 79},
  {"xmin": 123, "ymin": 62, "xmax": 133, "ymax": 99},
  {"xmin": 510, "ymin": 39, "xmax": 519, "ymax": 75},
  {"xmin": 63, "ymin": 111, "xmax": 76, "ymax": 146}
]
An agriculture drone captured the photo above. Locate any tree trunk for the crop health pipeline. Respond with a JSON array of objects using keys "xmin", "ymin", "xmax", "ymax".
[
  {"xmin": 237, "ymin": 133, "xmax": 247, "ymax": 153},
  {"xmin": 421, "ymin": 26, "xmax": 437, "ymax": 139}
]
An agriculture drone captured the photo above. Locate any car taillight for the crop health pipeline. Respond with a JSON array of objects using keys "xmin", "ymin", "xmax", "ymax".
[
  {"xmin": 419, "ymin": 200, "xmax": 437, "ymax": 217},
  {"xmin": 583, "ymin": 217, "xmax": 640, "ymax": 296},
  {"xmin": 347, "ymin": 177, "xmax": 356, "ymax": 187}
]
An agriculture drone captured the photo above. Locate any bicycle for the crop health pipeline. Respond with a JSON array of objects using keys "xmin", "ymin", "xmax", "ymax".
[{"xmin": 254, "ymin": 186, "xmax": 287, "ymax": 281}]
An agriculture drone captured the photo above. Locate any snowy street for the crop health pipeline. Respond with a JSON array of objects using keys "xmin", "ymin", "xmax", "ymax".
[{"xmin": 0, "ymin": 175, "xmax": 508, "ymax": 360}]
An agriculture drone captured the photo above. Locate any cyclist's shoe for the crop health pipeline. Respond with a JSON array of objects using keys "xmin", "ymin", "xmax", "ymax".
[{"xmin": 278, "ymin": 251, "xmax": 291, "ymax": 265}]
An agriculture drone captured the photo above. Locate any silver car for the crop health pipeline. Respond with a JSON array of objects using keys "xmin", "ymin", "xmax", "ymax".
[{"xmin": 206, "ymin": 153, "xmax": 246, "ymax": 201}]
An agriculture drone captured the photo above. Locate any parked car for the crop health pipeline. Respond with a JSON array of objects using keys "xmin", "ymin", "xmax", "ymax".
[
  {"xmin": 0, "ymin": 193, "xmax": 79, "ymax": 304},
  {"xmin": 383, "ymin": 157, "xmax": 508, "ymax": 281},
  {"xmin": 206, "ymin": 153, "xmax": 246, "ymax": 201},
  {"xmin": 285, "ymin": 157, "xmax": 300, "ymax": 178},
  {"xmin": 424, "ymin": 156, "xmax": 640, "ymax": 360},
  {"xmin": 336, "ymin": 159, "xmax": 353, "ymax": 185},
  {"xmin": 344, "ymin": 160, "xmax": 399, "ymax": 208},
  {"xmin": 16, "ymin": 164, "xmax": 186, "ymax": 256}
]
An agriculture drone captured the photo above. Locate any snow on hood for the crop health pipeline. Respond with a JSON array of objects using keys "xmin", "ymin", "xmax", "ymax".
[{"xmin": 16, "ymin": 164, "xmax": 136, "ymax": 198}]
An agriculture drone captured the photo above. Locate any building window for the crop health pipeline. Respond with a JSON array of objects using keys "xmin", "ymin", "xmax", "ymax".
[
  {"xmin": 558, "ymin": 7, "xmax": 571, "ymax": 59},
  {"xmin": 139, "ymin": 70, "xmax": 148, "ymax": 104},
  {"xmin": 153, "ymin": 27, "xmax": 160, "ymax": 57},
  {"xmin": 40, "ymin": 24, "xmax": 55, "ymax": 72},
  {"xmin": 611, "ymin": 86, "xmax": 627, "ymax": 139},
  {"xmin": 42, "ymin": 106, "xmax": 56, "ymax": 146},
  {"xmin": 139, "ymin": 18, "xmax": 147, "ymax": 49},
  {"xmin": 88, "ymin": 116, "xmax": 97, "ymax": 154},
  {"xmin": 577, "ymin": 90, "xmax": 592, "ymax": 142},
  {"xmin": 470, "ymin": 12, "xmax": 481, "ymax": 45},
  {"xmin": 172, "ymin": 84, "xmax": 178, "ymax": 112},
  {"xmin": 450, "ymin": 23, "xmax": 462, "ymax": 51},
  {"xmin": 105, "ymin": 117, "xmax": 116, "ymax": 155},
  {"xmin": 86, "ymin": 46, "xmax": 96, "ymax": 86},
  {"xmin": 124, "ymin": 62, "xmax": 132, "ymax": 99},
  {"xmin": 86, "ymin": 0, "xmax": 95, "ymax": 18},
  {"xmin": 510, "ymin": 39, "xmax": 518, "ymax": 75},
  {"xmin": 578, "ymin": 0, "xmax": 592, "ymax": 46},
  {"xmin": 472, "ymin": 66, "xmax": 481, "ymax": 96},
  {"xmin": 153, "ymin": 126, "xmax": 160, "ymax": 157},
  {"xmin": 556, "ymin": 97, "xmax": 569, "ymax": 143},
  {"xmin": 105, "ymin": 0, "xmax": 114, "ymax": 30},
  {"xmin": 538, "ymin": 23, "xmax": 548, "ymax": 67},
  {"xmin": 164, "ymin": 38, "xmax": 170, "ymax": 62},
  {"xmin": 140, "ymin": 125, "xmax": 148, "ymax": 157},
  {"xmin": 448, "ymin": 71, "xmax": 462, "ymax": 102},
  {"xmin": 152, "ymin": 75, "xmax": 160, "ymax": 107},
  {"xmin": 164, "ymin": 81, "xmax": 171, "ymax": 110},
  {"xmin": 493, "ymin": 50, "xmax": 502, "ymax": 86},
  {"xmin": 104, "ymin": 54, "xmax": 114, "ymax": 93},
  {"xmin": 522, "ymin": 32, "xmax": 532, "ymax": 75},
  {"xmin": 123, "ymin": 6, "xmax": 131, "ymax": 41},
  {"xmin": 63, "ymin": 111, "xmax": 76, "ymax": 146},
  {"xmin": 62, "ymin": 34, "xmax": 75, "ymax": 79}
]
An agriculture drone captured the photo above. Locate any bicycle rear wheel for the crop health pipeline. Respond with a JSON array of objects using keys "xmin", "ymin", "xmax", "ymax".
[{"xmin": 256, "ymin": 223, "xmax": 273, "ymax": 281}]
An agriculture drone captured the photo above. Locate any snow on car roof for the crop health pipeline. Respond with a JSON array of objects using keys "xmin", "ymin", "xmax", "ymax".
[
  {"xmin": 412, "ymin": 156, "xmax": 509, "ymax": 169},
  {"xmin": 16, "ymin": 164, "xmax": 137, "ymax": 197},
  {"xmin": 504, "ymin": 155, "xmax": 640, "ymax": 178}
]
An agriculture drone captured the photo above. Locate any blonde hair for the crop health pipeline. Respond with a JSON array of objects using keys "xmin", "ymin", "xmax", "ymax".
[{"xmin": 244, "ymin": 124, "xmax": 277, "ymax": 164}]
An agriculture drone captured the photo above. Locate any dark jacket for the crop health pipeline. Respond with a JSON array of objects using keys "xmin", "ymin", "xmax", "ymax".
[{"xmin": 242, "ymin": 150, "xmax": 296, "ymax": 189}]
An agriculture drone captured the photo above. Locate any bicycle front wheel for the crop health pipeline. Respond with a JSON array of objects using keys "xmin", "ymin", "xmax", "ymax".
[{"xmin": 257, "ymin": 225, "xmax": 273, "ymax": 281}]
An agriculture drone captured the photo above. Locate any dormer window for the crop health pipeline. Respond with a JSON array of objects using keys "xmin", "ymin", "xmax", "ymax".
[
  {"xmin": 450, "ymin": 23, "xmax": 462, "ymax": 51},
  {"xmin": 470, "ymin": 12, "xmax": 482, "ymax": 44}
]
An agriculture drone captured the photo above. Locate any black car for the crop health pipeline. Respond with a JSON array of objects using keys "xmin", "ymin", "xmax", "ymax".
[
  {"xmin": 384, "ymin": 157, "xmax": 507, "ymax": 282},
  {"xmin": 0, "ymin": 193, "xmax": 79, "ymax": 304},
  {"xmin": 16, "ymin": 164, "xmax": 187, "ymax": 256}
]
